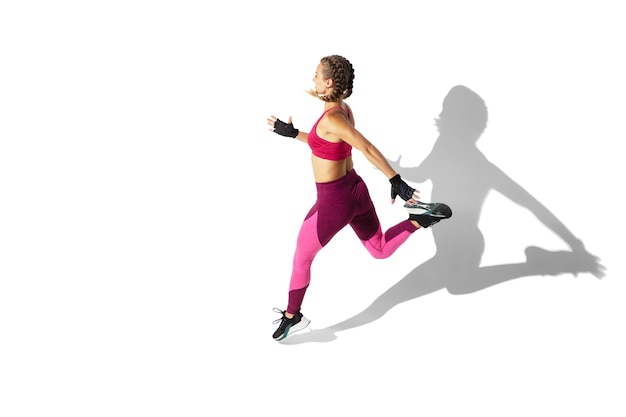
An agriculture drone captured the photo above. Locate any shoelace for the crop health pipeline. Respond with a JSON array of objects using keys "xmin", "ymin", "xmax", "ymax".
[{"xmin": 272, "ymin": 307, "xmax": 286, "ymax": 325}]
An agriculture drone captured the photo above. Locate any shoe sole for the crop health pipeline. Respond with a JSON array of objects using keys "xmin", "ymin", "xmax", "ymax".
[
  {"xmin": 274, "ymin": 316, "xmax": 311, "ymax": 341},
  {"xmin": 404, "ymin": 202, "xmax": 452, "ymax": 218}
]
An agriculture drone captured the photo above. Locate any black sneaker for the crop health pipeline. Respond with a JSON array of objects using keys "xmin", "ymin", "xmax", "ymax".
[
  {"xmin": 272, "ymin": 308, "xmax": 311, "ymax": 341},
  {"xmin": 405, "ymin": 201, "xmax": 452, "ymax": 228}
]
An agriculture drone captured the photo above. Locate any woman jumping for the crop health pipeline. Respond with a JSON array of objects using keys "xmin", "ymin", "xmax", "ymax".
[{"xmin": 267, "ymin": 55, "xmax": 452, "ymax": 341}]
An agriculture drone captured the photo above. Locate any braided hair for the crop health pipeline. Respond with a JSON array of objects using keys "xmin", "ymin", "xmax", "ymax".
[{"xmin": 311, "ymin": 55, "xmax": 355, "ymax": 102}]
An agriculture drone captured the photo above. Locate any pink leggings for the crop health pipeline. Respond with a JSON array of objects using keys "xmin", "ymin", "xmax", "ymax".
[{"xmin": 287, "ymin": 170, "xmax": 417, "ymax": 314}]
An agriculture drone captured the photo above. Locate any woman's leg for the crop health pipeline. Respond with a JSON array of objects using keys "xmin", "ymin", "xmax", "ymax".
[
  {"xmin": 287, "ymin": 195, "xmax": 353, "ymax": 314},
  {"xmin": 287, "ymin": 209, "xmax": 323, "ymax": 315},
  {"xmin": 355, "ymin": 219, "xmax": 418, "ymax": 259},
  {"xmin": 349, "ymin": 176, "xmax": 418, "ymax": 259}
]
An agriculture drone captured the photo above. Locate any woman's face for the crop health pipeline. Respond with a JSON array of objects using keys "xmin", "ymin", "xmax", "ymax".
[{"xmin": 312, "ymin": 62, "xmax": 332, "ymax": 95}]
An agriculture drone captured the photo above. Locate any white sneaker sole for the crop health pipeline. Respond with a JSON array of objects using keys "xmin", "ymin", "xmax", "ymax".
[
  {"xmin": 404, "ymin": 202, "xmax": 451, "ymax": 218},
  {"xmin": 277, "ymin": 316, "xmax": 311, "ymax": 341}
]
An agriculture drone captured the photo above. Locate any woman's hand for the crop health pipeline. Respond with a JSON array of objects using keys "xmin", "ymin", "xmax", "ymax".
[
  {"xmin": 389, "ymin": 174, "xmax": 420, "ymax": 204},
  {"xmin": 267, "ymin": 115, "xmax": 299, "ymax": 138}
]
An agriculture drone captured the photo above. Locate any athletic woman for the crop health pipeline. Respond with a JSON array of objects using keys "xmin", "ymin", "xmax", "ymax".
[{"xmin": 267, "ymin": 55, "xmax": 452, "ymax": 341}]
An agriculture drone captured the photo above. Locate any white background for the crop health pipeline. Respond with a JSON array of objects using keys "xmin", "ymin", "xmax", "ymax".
[{"xmin": 1, "ymin": 1, "xmax": 624, "ymax": 416}]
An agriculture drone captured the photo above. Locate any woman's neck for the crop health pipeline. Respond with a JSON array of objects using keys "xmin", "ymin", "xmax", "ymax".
[{"xmin": 324, "ymin": 100, "xmax": 342, "ymax": 110}]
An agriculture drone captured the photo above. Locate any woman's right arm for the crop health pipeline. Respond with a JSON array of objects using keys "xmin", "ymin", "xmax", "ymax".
[{"xmin": 294, "ymin": 130, "xmax": 309, "ymax": 143}]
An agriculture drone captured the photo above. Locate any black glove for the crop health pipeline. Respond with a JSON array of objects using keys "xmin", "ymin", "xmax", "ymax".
[
  {"xmin": 273, "ymin": 118, "xmax": 299, "ymax": 138},
  {"xmin": 389, "ymin": 174, "xmax": 415, "ymax": 202}
]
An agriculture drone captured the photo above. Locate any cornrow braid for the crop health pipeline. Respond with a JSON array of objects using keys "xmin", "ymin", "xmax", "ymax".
[{"xmin": 318, "ymin": 55, "xmax": 355, "ymax": 102}]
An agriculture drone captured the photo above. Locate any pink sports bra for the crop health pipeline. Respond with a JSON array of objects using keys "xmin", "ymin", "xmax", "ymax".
[{"xmin": 307, "ymin": 106, "xmax": 353, "ymax": 161}]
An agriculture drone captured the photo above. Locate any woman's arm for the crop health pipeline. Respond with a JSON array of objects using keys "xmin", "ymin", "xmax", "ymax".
[
  {"xmin": 327, "ymin": 112, "xmax": 396, "ymax": 179},
  {"xmin": 327, "ymin": 112, "xmax": 419, "ymax": 202},
  {"xmin": 294, "ymin": 130, "xmax": 309, "ymax": 143}
]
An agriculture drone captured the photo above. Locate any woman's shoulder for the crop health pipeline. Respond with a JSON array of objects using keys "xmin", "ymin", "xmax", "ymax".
[
  {"xmin": 325, "ymin": 104, "xmax": 353, "ymax": 123},
  {"xmin": 323, "ymin": 109, "xmax": 352, "ymax": 132}
]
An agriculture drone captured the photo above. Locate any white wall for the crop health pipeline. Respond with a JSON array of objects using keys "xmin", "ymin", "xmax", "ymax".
[{"xmin": 1, "ymin": 1, "xmax": 624, "ymax": 416}]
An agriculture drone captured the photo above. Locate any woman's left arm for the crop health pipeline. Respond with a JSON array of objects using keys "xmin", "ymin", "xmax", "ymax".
[{"xmin": 330, "ymin": 113, "xmax": 419, "ymax": 202}]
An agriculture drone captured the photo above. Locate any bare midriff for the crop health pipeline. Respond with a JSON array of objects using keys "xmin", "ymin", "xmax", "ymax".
[{"xmin": 311, "ymin": 154, "xmax": 354, "ymax": 183}]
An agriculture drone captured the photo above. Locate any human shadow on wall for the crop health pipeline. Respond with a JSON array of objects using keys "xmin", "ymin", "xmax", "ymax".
[{"xmin": 281, "ymin": 85, "xmax": 605, "ymax": 344}]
